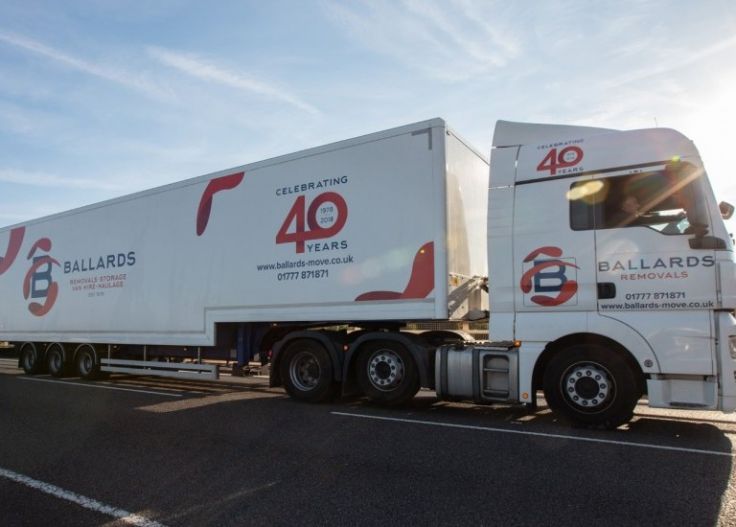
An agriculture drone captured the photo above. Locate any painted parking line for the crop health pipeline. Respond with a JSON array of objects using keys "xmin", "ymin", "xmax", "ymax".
[
  {"xmin": 0, "ymin": 467, "xmax": 166, "ymax": 527},
  {"xmin": 19, "ymin": 377, "xmax": 182, "ymax": 397},
  {"xmin": 332, "ymin": 411, "xmax": 735, "ymax": 458}
]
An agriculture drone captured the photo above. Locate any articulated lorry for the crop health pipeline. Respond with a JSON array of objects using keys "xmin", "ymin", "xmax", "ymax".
[{"xmin": 1, "ymin": 118, "xmax": 735, "ymax": 428}]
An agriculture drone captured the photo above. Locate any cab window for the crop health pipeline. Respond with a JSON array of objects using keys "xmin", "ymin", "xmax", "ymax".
[{"xmin": 569, "ymin": 162, "xmax": 710, "ymax": 235}]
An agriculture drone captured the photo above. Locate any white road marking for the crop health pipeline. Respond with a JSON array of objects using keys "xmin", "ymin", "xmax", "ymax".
[
  {"xmin": 95, "ymin": 379, "xmax": 194, "ymax": 394},
  {"xmin": 0, "ymin": 467, "xmax": 166, "ymax": 526},
  {"xmin": 18, "ymin": 377, "xmax": 182, "ymax": 397},
  {"xmin": 332, "ymin": 411, "xmax": 735, "ymax": 457}
]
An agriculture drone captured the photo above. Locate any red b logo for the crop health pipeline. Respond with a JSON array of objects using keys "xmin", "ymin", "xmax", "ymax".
[
  {"xmin": 520, "ymin": 246, "xmax": 579, "ymax": 307},
  {"xmin": 23, "ymin": 238, "xmax": 60, "ymax": 317}
]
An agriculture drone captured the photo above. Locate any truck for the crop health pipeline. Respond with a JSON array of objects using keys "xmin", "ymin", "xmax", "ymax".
[{"xmin": 1, "ymin": 118, "xmax": 734, "ymax": 429}]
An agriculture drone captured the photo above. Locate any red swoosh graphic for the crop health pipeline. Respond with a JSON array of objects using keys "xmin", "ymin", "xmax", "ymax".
[
  {"xmin": 531, "ymin": 279, "xmax": 578, "ymax": 306},
  {"xmin": 29, "ymin": 281, "xmax": 58, "ymax": 317},
  {"xmin": 356, "ymin": 242, "xmax": 434, "ymax": 301},
  {"xmin": 523, "ymin": 246, "xmax": 562, "ymax": 262},
  {"xmin": 0, "ymin": 227, "xmax": 25, "ymax": 275},
  {"xmin": 196, "ymin": 172, "xmax": 245, "ymax": 236},
  {"xmin": 27, "ymin": 238, "xmax": 52, "ymax": 259}
]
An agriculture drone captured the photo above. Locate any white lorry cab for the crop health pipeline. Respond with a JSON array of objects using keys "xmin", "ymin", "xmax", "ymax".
[
  {"xmin": 465, "ymin": 120, "xmax": 736, "ymax": 427},
  {"xmin": 2, "ymin": 118, "xmax": 734, "ymax": 429}
]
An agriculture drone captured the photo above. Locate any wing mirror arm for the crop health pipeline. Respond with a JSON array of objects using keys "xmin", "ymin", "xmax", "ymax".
[
  {"xmin": 689, "ymin": 235, "xmax": 727, "ymax": 250},
  {"xmin": 719, "ymin": 201, "xmax": 734, "ymax": 220}
]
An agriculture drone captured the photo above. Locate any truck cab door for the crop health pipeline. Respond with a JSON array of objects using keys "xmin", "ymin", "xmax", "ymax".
[
  {"xmin": 575, "ymin": 162, "xmax": 719, "ymax": 374},
  {"xmin": 513, "ymin": 173, "xmax": 599, "ymax": 322}
]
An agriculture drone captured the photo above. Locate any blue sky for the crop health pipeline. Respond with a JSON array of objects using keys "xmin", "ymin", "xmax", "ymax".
[{"xmin": 1, "ymin": 0, "xmax": 735, "ymax": 230}]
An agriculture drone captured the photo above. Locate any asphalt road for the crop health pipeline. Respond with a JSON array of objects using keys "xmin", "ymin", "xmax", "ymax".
[{"xmin": 0, "ymin": 355, "xmax": 734, "ymax": 527}]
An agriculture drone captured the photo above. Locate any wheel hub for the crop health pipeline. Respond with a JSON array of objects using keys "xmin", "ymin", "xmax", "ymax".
[
  {"xmin": 50, "ymin": 352, "xmax": 62, "ymax": 371},
  {"xmin": 563, "ymin": 363, "xmax": 612, "ymax": 411},
  {"xmin": 290, "ymin": 351, "xmax": 321, "ymax": 391},
  {"xmin": 80, "ymin": 353, "xmax": 93, "ymax": 374},
  {"xmin": 368, "ymin": 350, "xmax": 404, "ymax": 391},
  {"xmin": 23, "ymin": 349, "xmax": 36, "ymax": 369}
]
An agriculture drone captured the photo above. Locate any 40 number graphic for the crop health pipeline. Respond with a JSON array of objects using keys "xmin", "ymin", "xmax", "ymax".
[
  {"xmin": 536, "ymin": 146, "xmax": 583, "ymax": 176},
  {"xmin": 276, "ymin": 192, "xmax": 348, "ymax": 254}
]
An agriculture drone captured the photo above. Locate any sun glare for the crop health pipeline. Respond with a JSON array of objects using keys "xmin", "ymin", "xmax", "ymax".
[{"xmin": 675, "ymin": 71, "xmax": 736, "ymax": 232}]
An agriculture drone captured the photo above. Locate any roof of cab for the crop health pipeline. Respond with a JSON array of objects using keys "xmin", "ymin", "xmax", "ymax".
[{"xmin": 492, "ymin": 120, "xmax": 616, "ymax": 147}]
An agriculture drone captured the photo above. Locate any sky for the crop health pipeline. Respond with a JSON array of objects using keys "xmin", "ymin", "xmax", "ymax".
[{"xmin": 1, "ymin": 0, "xmax": 735, "ymax": 231}]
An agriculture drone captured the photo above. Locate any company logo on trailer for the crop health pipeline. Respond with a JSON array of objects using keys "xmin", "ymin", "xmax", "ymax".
[
  {"xmin": 63, "ymin": 251, "xmax": 136, "ymax": 274},
  {"xmin": 23, "ymin": 238, "xmax": 60, "ymax": 317},
  {"xmin": 520, "ymin": 246, "xmax": 579, "ymax": 307}
]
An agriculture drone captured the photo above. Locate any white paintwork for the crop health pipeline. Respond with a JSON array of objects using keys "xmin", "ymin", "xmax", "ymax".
[
  {"xmin": 0, "ymin": 119, "xmax": 489, "ymax": 346},
  {"xmin": 3, "ymin": 115, "xmax": 735, "ymax": 415},
  {"xmin": 647, "ymin": 376, "xmax": 717, "ymax": 409},
  {"xmin": 492, "ymin": 120, "xmax": 614, "ymax": 148},
  {"xmin": 490, "ymin": 121, "xmax": 736, "ymax": 412}
]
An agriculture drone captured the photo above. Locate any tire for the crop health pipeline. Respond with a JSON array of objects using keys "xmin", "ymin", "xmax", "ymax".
[
  {"xmin": 279, "ymin": 339, "xmax": 336, "ymax": 403},
  {"xmin": 356, "ymin": 341, "xmax": 420, "ymax": 406},
  {"xmin": 74, "ymin": 344, "xmax": 101, "ymax": 380},
  {"xmin": 46, "ymin": 343, "xmax": 68, "ymax": 378},
  {"xmin": 543, "ymin": 344, "xmax": 641, "ymax": 429},
  {"xmin": 19, "ymin": 342, "xmax": 43, "ymax": 375}
]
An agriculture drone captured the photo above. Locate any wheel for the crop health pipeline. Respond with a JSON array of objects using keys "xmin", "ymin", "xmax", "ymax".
[
  {"xmin": 19, "ymin": 342, "xmax": 43, "ymax": 375},
  {"xmin": 543, "ymin": 344, "xmax": 641, "ymax": 429},
  {"xmin": 46, "ymin": 343, "xmax": 68, "ymax": 378},
  {"xmin": 279, "ymin": 339, "xmax": 336, "ymax": 403},
  {"xmin": 356, "ymin": 341, "xmax": 420, "ymax": 406},
  {"xmin": 75, "ymin": 344, "xmax": 101, "ymax": 380}
]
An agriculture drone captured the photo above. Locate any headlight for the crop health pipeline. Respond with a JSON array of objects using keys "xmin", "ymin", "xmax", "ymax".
[{"xmin": 730, "ymin": 335, "xmax": 736, "ymax": 359}]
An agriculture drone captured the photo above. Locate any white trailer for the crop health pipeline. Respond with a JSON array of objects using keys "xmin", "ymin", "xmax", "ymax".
[
  {"xmin": 0, "ymin": 119, "xmax": 488, "ymax": 393},
  {"xmin": 2, "ymin": 118, "xmax": 735, "ymax": 428}
]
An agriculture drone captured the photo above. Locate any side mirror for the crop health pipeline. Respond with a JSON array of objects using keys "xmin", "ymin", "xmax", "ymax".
[
  {"xmin": 720, "ymin": 201, "xmax": 734, "ymax": 220},
  {"xmin": 689, "ymin": 235, "xmax": 727, "ymax": 250}
]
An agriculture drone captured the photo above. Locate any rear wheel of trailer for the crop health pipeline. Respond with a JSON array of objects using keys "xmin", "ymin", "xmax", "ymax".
[
  {"xmin": 19, "ymin": 342, "xmax": 43, "ymax": 375},
  {"xmin": 45, "ymin": 343, "xmax": 68, "ymax": 378},
  {"xmin": 280, "ymin": 339, "xmax": 336, "ymax": 403},
  {"xmin": 74, "ymin": 343, "xmax": 102, "ymax": 380}
]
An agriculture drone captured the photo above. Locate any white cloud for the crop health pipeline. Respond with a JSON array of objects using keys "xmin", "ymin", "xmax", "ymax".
[
  {"xmin": 0, "ymin": 169, "xmax": 127, "ymax": 192},
  {"xmin": 602, "ymin": 33, "xmax": 736, "ymax": 90},
  {"xmin": 0, "ymin": 101, "xmax": 47, "ymax": 136},
  {"xmin": 148, "ymin": 47, "xmax": 319, "ymax": 115},
  {"xmin": 0, "ymin": 30, "xmax": 173, "ymax": 100},
  {"xmin": 0, "ymin": 207, "xmax": 54, "ymax": 225},
  {"xmin": 322, "ymin": 0, "xmax": 520, "ymax": 82}
]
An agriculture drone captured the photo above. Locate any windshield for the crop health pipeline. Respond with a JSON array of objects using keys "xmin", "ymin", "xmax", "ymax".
[{"xmin": 569, "ymin": 162, "xmax": 711, "ymax": 235}]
